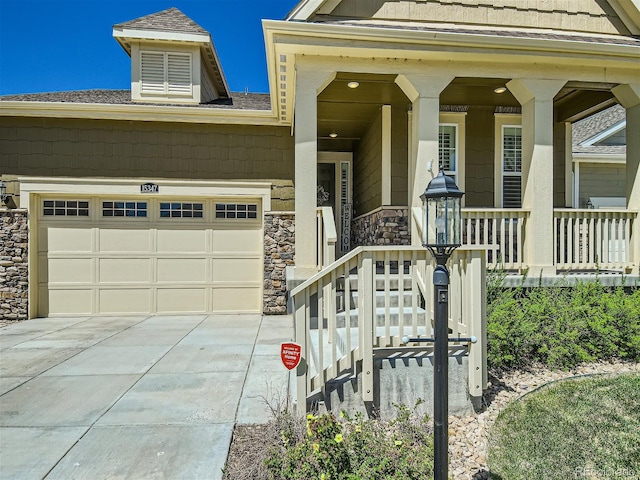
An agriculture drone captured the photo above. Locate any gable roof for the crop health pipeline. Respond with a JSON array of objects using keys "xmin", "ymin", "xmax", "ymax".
[
  {"xmin": 288, "ymin": 0, "xmax": 640, "ymax": 36},
  {"xmin": 573, "ymin": 104, "xmax": 626, "ymax": 155}
]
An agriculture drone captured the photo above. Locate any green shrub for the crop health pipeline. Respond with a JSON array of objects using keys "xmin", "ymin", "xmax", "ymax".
[
  {"xmin": 486, "ymin": 275, "xmax": 640, "ymax": 370},
  {"xmin": 264, "ymin": 401, "xmax": 434, "ymax": 480}
]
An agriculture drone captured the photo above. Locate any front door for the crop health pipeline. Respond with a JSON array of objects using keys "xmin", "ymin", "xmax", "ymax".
[{"xmin": 318, "ymin": 152, "xmax": 352, "ymax": 254}]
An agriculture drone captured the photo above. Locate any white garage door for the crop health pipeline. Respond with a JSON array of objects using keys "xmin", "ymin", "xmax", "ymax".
[{"xmin": 37, "ymin": 197, "xmax": 263, "ymax": 316}]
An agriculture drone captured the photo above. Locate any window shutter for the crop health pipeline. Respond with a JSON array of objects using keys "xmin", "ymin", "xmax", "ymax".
[
  {"xmin": 140, "ymin": 52, "xmax": 165, "ymax": 93},
  {"xmin": 167, "ymin": 53, "xmax": 192, "ymax": 94},
  {"xmin": 503, "ymin": 176, "xmax": 522, "ymax": 208}
]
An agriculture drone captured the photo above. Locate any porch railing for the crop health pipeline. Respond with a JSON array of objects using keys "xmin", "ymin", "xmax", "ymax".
[
  {"xmin": 317, "ymin": 207, "xmax": 337, "ymax": 268},
  {"xmin": 461, "ymin": 208, "xmax": 529, "ymax": 270},
  {"xmin": 290, "ymin": 245, "xmax": 488, "ymax": 414},
  {"xmin": 554, "ymin": 209, "xmax": 637, "ymax": 271}
]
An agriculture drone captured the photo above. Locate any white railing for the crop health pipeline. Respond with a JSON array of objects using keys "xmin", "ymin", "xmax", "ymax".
[
  {"xmin": 554, "ymin": 209, "xmax": 636, "ymax": 270},
  {"xmin": 316, "ymin": 207, "xmax": 337, "ymax": 268},
  {"xmin": 290, "ymin": 245, "xmax": 488, "ymax": 414},
  {"xmin": 461, "ymin": 208, "xmax": 529, "ymax": 270}
]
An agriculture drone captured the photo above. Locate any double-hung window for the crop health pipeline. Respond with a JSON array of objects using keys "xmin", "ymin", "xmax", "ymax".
[
  {"xmin": 439, "ymin": 124, "xmax": 458, "ymax": 183},
  {"xmin": 140, "ymin": 51, "xmax": 192, "ymax": 96},
  {"xmin": 502, "ymin": 126, "xmax": 522, "ymax": 208}
]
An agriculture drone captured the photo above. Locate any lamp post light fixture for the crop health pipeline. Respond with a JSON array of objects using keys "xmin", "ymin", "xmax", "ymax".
[
  {"xmin": 0, "ymin": 181, "xmax": 16, "ymax": 209},
  {"xmin": 419, "ymin": 168, "xmax": 464, "ymax": 480}
]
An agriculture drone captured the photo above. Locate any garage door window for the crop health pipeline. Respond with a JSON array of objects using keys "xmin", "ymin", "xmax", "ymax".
[
  {"xmin": 103, "ymin": 201, "xmax": 148, "ymax": 218},
  {"xmin": 43, "ymin": 200, "xmax": 89, "ymax": 217},
  {"xmin": 215, "ymin": 203, "xmax": 258, "ymax": 219},
  {"xmin": 160, "ymin": 202, "xmax": 204, "ymax": 218}
]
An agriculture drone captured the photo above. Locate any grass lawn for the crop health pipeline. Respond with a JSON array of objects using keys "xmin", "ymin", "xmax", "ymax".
[{"xmin": 488, "ymin": 373, "xmax": 640, "ymax": 479}]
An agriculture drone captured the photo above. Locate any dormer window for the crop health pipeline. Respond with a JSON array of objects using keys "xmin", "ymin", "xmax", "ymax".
[
  {"xmin": 141, "ymin": 51, "xmax": 192, "ymax": 96},
  {"xmin": 113, "ymin": 7, "xmax": 230, "ymax": 105}
]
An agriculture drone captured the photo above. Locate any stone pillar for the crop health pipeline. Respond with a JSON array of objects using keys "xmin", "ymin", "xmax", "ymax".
[
  {"xmin": 613, "ymin": 83, "xmax": 640, "ymax": 273},
  {"xmin": 507, "ymin": 79, "xmax": 565, "ymax": 276},
  {"xmin": 294, "ymin": 67, "xmax": 335, "ymax": 276},
  {"xmin": 395, "ymin": 75, "xmax": 454, "ymax": 246}
]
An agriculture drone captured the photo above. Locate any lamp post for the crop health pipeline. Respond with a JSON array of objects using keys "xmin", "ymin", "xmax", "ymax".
[{"xmin": 420, "ymin": 168, "xmax": 464, "ymax": 480}]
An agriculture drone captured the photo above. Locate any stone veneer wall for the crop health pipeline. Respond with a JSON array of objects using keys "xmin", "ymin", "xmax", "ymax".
[
  {"xmin": 352, "ymin": 207, "xmax": 410, "ymax": 247},
  {"xmin": 0, "ymin": 210, "xmax": 28, "ymax": 321},
  {"xmin": 263, "ymin": 213, "xmax": 295, "ymax": 314}
]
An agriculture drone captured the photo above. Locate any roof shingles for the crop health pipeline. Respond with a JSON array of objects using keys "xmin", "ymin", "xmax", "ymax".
[
  {"xmin": 113, "ymin": 7, "xmax": 208, "ymax": 34},
  {"xmin": 0, "ymin": 90, "xmax": 272, "ymax": 111}
]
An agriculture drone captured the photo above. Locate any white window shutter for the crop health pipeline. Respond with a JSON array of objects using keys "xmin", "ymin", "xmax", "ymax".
[
  {"xmin": 140, "ymin": 52, "xmax": 165, "ymax": 93},
  {"xmin": 167, "ymin": 54, "xmax": 192, "ymax": 94}
]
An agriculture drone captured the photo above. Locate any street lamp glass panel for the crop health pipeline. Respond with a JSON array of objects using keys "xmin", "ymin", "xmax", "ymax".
[{"xmin": 420, "ymin": 170, "xmax": 464, "ymax": 249}]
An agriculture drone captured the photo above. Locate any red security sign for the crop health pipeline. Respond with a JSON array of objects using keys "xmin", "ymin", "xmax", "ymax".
[{"xmin": 280, "ymin": 342, "xmax": 302, "ymax": 370}]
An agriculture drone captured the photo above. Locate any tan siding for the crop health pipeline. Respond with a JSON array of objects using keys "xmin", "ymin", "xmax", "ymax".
[
  {"xmin": 579, "ymin": 164, "xmax": 626, "ymax": 208},
  {"xmin": 464, "ymin": 107, "xmax": 495, "ymax": 207},
  {"xmin": 322, "ymin": 0, "xmax": 630, "ymax": 35},
  {"xmin": 0, "ymin": 117, "xmax": 295, "ymax": 211},
  {"xmin": 391, "ymin": 106, "xmax": 408, "ymax": 206},
  {"xmin": 354, "ymin": 109, "xmax": 383, "ymax": 215}
]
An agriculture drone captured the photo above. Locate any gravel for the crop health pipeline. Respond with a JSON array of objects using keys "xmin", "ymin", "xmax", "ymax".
[{"xmin": 449, "ymin": 360, "xmax": 640, "ymax": 479}]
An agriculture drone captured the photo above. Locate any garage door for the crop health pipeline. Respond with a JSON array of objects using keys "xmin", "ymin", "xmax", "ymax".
[{"xmin": 36, "ymin": 197, "xmax": 263, "ymax": 315}]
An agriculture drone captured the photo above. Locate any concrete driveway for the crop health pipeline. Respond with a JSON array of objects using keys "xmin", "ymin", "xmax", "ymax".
[{"xmin": 0, "ymin": 314, "xmax": 293, "ymax": 479}]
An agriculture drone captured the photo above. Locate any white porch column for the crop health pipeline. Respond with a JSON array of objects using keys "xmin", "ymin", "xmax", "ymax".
[
  {"xmin": 395, "ymin": 74, "xmax": 454, "ymax": 246},
  {"xmin": 612, "ymin": 83, "xmax": 640, "ymax": 273},
  {"xmin": 507, "ymin": 79, "xmax": 565, "ymax": 276},
  {"xmin": 294, "ymin": 68, "xmax": 335, "ymax": 274}
]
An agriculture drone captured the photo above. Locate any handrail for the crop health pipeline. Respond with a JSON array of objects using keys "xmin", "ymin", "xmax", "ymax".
[
  {"xmin": 291, "ymin": 245, "xmax": 489, "ymax": 415},
  {"xmin": 317, "ymin": 207, "xmax": 337, "ymax": 268}
]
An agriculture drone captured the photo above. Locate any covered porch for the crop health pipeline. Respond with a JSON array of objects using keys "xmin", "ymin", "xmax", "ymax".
[{"xmin": 296, "ymin": 69, "xmax": 639, "ymax": 277}]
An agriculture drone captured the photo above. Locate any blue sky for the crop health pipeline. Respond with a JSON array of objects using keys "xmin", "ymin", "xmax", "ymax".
[{"xmin": 0, "ymin": 0, "xmax": 300, "ymax": 95}]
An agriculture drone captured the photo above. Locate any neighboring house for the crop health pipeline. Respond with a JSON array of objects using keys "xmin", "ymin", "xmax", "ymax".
[
  {"xmin": 572, "ymin": 104, "xmax": 627, "ymax": 208},
  {"xmin": 1, "ymin": 1, "xmax": 639, "ymax": 320}
]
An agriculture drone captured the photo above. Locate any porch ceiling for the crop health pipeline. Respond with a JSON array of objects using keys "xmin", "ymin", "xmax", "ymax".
[
  {"xmin": 317, "ymin": 75, "xmax": 619, "ymax": 149},
  {"xmin": 317, "ymin": 75, "xmax": 520, "ymax": 146}
]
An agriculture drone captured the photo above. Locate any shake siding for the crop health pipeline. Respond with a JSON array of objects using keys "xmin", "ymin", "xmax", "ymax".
[
  {"xmin": 579, "ymin": 164, "xmax": 626, "ymax": 208},
  {"xmin": 0, "ymin": 117, "xmax": 295, "ymax": 211},
  {"xmin": 464, "ymin": 107, "xmax": 495, "ymax": 207},
  {"xmin": 323, "ymin": 0, "xmax": 629, "ymax": 36},
  {"xmin": 354, "ymin": 109, "xmax": 383, "ymax": 215}
]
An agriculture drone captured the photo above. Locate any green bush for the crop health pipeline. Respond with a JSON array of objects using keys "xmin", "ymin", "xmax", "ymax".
[
  {"xmin": 264, "ymin": 402, "xmax": 434, "ymax": 480},
  {"xmin": 487, "ymin": 275, "xmax": 640, "ymax": 370}
]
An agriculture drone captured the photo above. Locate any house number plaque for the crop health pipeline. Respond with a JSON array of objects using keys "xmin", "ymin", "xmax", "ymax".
[{"xmin": 140, "ymin": 183, "xmax": 159, "ymax": 193}]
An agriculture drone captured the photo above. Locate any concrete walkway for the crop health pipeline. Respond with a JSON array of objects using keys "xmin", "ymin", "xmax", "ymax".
[{"xmin": 0, "ymin": 314, "xmax": 293, "ymax": 479}]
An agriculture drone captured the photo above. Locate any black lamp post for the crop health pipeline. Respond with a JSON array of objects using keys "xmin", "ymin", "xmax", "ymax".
[{"xmin": 420, "ymin": 168, "xmax": 464, "ymax": 480}]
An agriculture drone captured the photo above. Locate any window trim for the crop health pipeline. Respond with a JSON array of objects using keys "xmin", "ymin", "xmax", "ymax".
[
  {"xmin": 439, "ymin": 113, "xmax": 466, "ymax": 205},
  {"xmin": 494, "ymin": 114, "xmax": 522, "ymax": 208}
]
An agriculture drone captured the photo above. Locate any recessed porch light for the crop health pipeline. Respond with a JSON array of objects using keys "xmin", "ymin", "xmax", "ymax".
[
  {"xmin": 494, "ymin": 86, "xmax": 507, "ymax": 94},
  {"xmin": 329, "ymin": 133, "xmax": 338, "ymax": 138},
  {"xmin": 347, "ymin": 81, "xmax": 360, "ymax": 89}
]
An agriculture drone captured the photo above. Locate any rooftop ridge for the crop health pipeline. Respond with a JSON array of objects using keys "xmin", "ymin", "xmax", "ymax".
[{"xmin": 113, "ymin": 7, "xmax": 208, "ymax": 35}]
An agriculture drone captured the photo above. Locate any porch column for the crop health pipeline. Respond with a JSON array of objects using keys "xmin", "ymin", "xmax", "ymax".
[
  {"xmin": 294, "ymin": 68, "xmax": 336, "ymax": 275},
  {"xmin": 395, "ymin": 75, "xmax": 454, "ymax": 246},
  {"xmin": 507, "ymin": 79, "xmax": 565, "ymax": 276},
  {"xmin": 612, "ymin": 83, "xmax": 640, "ymax": 273}
]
